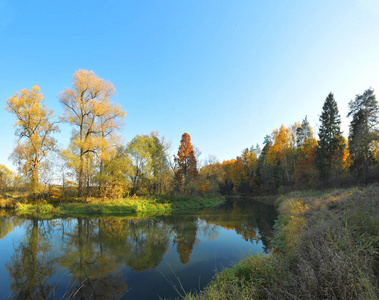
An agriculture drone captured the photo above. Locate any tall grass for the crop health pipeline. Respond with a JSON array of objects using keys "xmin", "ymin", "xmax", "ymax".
[
  {"xmin": 187, "ymin": 186, "xmax": 379, "ymax": 299},
  {"xmin": 4, "ymin": 194, "xmax": 225, "ymax": 217}
]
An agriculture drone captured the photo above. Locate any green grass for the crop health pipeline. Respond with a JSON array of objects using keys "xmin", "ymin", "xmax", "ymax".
[
  {"xmin": 5, "ymin": 194, "xmax": 225, "ymax": 218},
  {"xmin": 186, "ymin": 186, "xmax": 379, "ymax": 300}
]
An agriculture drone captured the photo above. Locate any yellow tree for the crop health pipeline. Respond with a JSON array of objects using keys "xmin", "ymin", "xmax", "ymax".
[
  {"xmin": 0, "ymin": 165, "xmax": 15, "ymax": 193},
  {"xmin": 6, "ymin": 86, "xmax": 58, "ymax": 194},
  {"xmin": 59, "ymin": 70, "xmax": 125, "ymax": 197},
  {"xmin": 267, "ymin": 124, "xmax": 295, "ymax": 186},
  {"xmin": 96, "ymin": 99, "xmax": 125, "ymax": 194},
  {"xmin": 292, "ymin": 118, "xmax": 319, "ymax": 189}
]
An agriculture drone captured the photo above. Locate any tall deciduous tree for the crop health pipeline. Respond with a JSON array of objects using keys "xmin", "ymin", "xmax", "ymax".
[
  {"xmin": 124, "ymin": 133, "xmax": 170, "ymax": 196},
  {"xmin": 127, "ymin": 135, "xmax": 154, "ymax": 195},
  {"xmin": 0, "ymin": 165, "xmax": 15, "ymax": 193},
  {"xmin": 292, "ymin": 117, "xmax": 319, "ymax": 189},
  {"xmin": 174, "ymin": 133, "xmax": 198, "ymax": 191},
  {"xmin": 267, "ymin": 125, "xmax": 295, "ymax": 187},
  {"xmin": 6, "ymin": 86, "xmax": 58, "ymax": 194},
  {"xmin": 148, "ymin": 132, "xmax": 171, "ymax": 195},
  {"xmin": 348, "ymin": 88, "xmax": 378, "ymax": 183},
  {"xmin": 58, "ymin": 70, "xmax": 125, "ymax": 197},
  {"xmin": 316, "ymin": 93, "xmax": 345, "ymax": 184}
]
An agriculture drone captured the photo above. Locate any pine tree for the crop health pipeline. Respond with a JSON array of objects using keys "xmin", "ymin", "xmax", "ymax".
[
  {"xmin": 348, "ymin": 88, "xmax": 378, "ymax": 183},
  {"xmin": 174, "ymin": 133, "xmax": 198, "ymax": 191},
  {"xmin": 316, "ymin": 93, "xmax": 345, "ymax": 184}
]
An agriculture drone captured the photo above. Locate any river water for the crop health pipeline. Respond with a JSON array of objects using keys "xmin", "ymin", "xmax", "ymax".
[{"xmin": 0, "ymin": 200, "xmax": 277, "ymax": 299}]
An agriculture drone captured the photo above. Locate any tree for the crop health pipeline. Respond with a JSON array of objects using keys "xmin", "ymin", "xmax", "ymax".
[
  {"xmin": 316, "ymin": 93, "xmax": 346, "ymax": 184},
  {"xmin": 256, "ymin": 135, "xmax": 276, "ymax": 194},
  {"xmin": 174, "ymin": 133, "xmax": 198, "ymax": 191},
  {"xmin": 147, "ymin": 132, "xmax": 171, "ymax": 195},
  {"xmin": 292, "ymin": 117, "xmax": 319, "ymax": 189},
  {"xmin": 0, "ymin": 165, "xmax": 15, "ymax": 194},
  {"xmin": 267, "ymin": 125, "xmax": 295, "ymax": 187},
  {"xmin": 126, "ymin": 135, "xmax": 154, "ymax": 195},
  {"xmin": 348, "ymin": 88, "xmax": 378, "ymax": 183},
  {"xmin": 94, "ymin": 146, "xmax": 131, "ymax": 199},
  {"xmin": 197, "ymin": 159, "xmax": 224, "ymax": 194},
  {"xmin": 59, "ymin": 70, "xmax": 125, "ymax": 197},
  {"xmin": 6, "ymin": 86, "xmax": 59, "ymax": 194}
]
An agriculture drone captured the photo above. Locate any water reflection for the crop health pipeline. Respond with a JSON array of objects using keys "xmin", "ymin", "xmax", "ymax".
[
  {"xmin": 0, "ymin": 201, "xmax": 277, "ymax": 299},
  {"xmin": 6, "ymin": 219, "xmax": 58, "ymax": 299}
]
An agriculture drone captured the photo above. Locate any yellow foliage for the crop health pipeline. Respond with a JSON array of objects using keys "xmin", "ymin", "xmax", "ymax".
[
  {"xmin": 58, "ymin": 70, "xmax": 126, "ymax": 196},
  {"xmin": 5, "ymin": 86, "xmax": 59, "ymax": 193}
]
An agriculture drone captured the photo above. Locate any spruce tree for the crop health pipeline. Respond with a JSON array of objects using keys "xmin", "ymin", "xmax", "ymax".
[
  {"xmin": 348, "ymin": 88, "xmax": 378, "ymax": 183},
  {"xmin": 316, "ymin": 93, "xmax": 344, "ymax": 183}
]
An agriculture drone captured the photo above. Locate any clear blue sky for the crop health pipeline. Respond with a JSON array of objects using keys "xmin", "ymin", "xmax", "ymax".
[{"xmin": 1, "ymin": 0, "xmax": 379, "ymax": 171}]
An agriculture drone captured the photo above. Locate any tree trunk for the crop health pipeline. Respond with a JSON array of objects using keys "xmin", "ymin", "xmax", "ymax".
[{"xmin": 78, "ymin": 153, "xmax": 84, "ymax": 197}]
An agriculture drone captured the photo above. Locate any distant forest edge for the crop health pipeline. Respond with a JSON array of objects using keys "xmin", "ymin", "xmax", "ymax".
[{"xmin": 1, "ymin": 69, "xmax": 379, "ymax": 201}]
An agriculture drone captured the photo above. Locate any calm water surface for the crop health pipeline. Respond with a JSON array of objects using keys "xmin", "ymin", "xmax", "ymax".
[{"xmin": 0, "ymin": 200, "xmax": 277, "ymax": 299}]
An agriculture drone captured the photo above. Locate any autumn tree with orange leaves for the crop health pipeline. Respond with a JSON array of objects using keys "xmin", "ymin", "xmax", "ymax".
[{"xmin": 174, "ymin": 133, "xmax": 198, "ymax": 192}]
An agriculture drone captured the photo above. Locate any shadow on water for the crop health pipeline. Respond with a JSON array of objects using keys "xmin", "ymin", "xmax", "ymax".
[{"xmin": 0, "ymin": 200, "xmax": 277, "ymax": 299}]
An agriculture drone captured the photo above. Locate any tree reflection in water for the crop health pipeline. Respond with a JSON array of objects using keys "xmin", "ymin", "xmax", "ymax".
[
  {"xmin": 2, "ymin": 200, "xmax": 276, "ymax": 299},
  {"xmin": 6, "ymin": 219, "xmax": 58, "ymax": 299}
]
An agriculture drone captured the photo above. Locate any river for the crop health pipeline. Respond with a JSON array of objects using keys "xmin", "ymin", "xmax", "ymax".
[{"xmin": 0, "ymin": 200, "xmax": 277, "ymax": 299}]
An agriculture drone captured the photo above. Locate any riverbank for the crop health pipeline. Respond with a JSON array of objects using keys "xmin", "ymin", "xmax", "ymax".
[
  {"xmin": 186, "ymin": 185, "xmax": 379, "ymax": 299},
  {"xmin": 0, "ymin": 194, "xmax": 225, "ymax": 217}
]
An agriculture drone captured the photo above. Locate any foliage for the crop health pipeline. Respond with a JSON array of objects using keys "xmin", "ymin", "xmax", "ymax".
[
  {"xmin": 0, "ymin": 165, "xmax": 15, "ymax": 193},
  {"xmin": 9, "ymin": 194, "xmax": 225, "ymax": 217},
  {"xmin": 174, "ymin": 133, "xmax": 199, "ymax": 193},
  {"xmin": 5, "ymin": 86, "xmax": 59, "ymax": 194},
  {"xmin": 316, "ymin": 93, "xmax": 349, "ymax": 185},
  {"xmin": 187, "ymin": 186, "xmax": 379, "ymax": 299},
  {"xmin": 58, "ymin": 70, "xmax": 126, "ymax": 197},
  {"xmin": 291, "ymin": 117, "xmax": 319, "ymax": 189},
  {"xmin": 267, "ymin": 125, "xmax": 295, "ymax": 187},
  {"xmin": 126, "ymin": 132, "xmax": 171, "ymax": 196},
  {"xmin": 348, "ymin": 88, "xmax": 379, "ymax": 183},
  {"xmin": 94, "ymin": 146, "xmax": 131, "ymax": 199}
]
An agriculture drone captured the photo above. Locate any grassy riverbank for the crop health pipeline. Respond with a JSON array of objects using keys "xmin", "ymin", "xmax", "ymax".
[
  {"xmin": 0, "ymin": 194, "xmax": 225, "ymax": 217},
  {"xmin": 186, "ymin": 186, "xmax": 379, "ymax": 299}
]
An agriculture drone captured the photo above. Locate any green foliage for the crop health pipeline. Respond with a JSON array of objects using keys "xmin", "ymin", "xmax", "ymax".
[
  {"xmin": 94, "ymin": 146, "xmax": 131, "ymax": 199},
  {"xmin": 126, "ymin": 133, "xmax": 171, "ymax": 195},
  {"xmin": 8, "ymin": 194, "xmax": 225, "ymax": 217},
  {"xmin": 348, "ymin": 88, "xmax": 379, "ymax": 183},
  {"xmin": 316, "ymin": 93, "xmax": 346, "ymax": 184}
]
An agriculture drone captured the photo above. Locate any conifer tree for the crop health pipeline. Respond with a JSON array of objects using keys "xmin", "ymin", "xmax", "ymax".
[
  {"xmin": 316, "ymin": 93, "xmax": 345, "ymax": 184},
  {"xmin": 174, "ymin": 133, "xmax": 198, "ymax": 191},
  {"xmin": 348, "ymin": 88, "xmax": 378, "ymax": 183}
]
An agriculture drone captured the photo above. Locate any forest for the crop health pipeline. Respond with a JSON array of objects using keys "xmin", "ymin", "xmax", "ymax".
[{"xmin": 1, "ymin": 69, "xmax": 378, "ymax": 202}]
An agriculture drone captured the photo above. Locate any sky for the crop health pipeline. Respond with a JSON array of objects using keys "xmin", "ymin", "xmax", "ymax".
[{"xmin": 1, "ymin": 0, "xmax": 379, "ymax": 171}]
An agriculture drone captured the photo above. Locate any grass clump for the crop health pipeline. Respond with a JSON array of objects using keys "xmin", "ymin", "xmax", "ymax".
[
  {"xmin": 6, "ymin": 194, "xmax": 225, "ymax": 217},
  {"xmin": 187, "ymin": 186, "xmax": 379, "ymax": 299}
]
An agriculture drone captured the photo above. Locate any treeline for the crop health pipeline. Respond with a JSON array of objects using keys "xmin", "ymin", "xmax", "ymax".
[
  {"xmin": 1, "ymin": 70, "xmax": 201, "ymax": 199},
  {"xmin": 1, "ymin": 69, "xmax": 378, "ymax": 199},
  {"xmin": 199, "ymin": 90, "xmax": 379, "ymax": 195}
]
